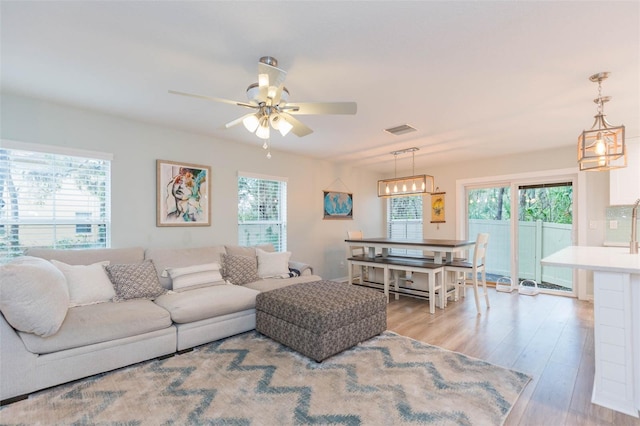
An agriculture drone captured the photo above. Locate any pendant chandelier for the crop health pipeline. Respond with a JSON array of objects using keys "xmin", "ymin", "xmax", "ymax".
[
  {"xmin": 577, "ymin": 72, "xmax": 626, "ymax": 171},
  {"xmin": 377, "ymin": 147, "xmax": 434, "ymax": 197}
]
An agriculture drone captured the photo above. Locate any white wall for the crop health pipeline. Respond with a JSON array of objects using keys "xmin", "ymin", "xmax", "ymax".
[{"xmin": 0, "ymin": 93, "xmax": 385, "ymax": 279}]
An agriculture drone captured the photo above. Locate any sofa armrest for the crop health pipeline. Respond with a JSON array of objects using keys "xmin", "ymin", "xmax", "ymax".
[
  {"xmin": 1, "ymin": 313, "xmax": 38, "ymax": 402},
  {"xmin": 288, "ymin": 261, "xmax": 313, "ymax": 276}
]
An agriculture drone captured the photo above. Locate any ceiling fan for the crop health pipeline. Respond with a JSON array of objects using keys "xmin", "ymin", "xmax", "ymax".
[{"xmin": 169, "ymin": 56, "xmax": 357, "ymax": 140}]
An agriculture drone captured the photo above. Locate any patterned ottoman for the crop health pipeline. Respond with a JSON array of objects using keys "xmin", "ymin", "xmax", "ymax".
[{"xmin": 255, "ymin": 280, "xmax": 387, "ymax": 362}]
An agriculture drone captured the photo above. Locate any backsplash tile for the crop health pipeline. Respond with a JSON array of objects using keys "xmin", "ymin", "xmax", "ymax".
[{"xmin": 605, "ymin": 205, "xmax": 640, "ymax": 245}]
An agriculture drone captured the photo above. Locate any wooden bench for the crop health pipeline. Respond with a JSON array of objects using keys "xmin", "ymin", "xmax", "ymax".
[{"xmin": 347, "ymin": 255, "xmax": 445, "ymax": 314}]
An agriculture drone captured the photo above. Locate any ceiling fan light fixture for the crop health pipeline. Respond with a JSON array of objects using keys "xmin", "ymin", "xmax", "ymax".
[
  {"xmin": 256, "ymin": 118, "xmax": 270, "ymax": 139},
  {"xmin": 243, "ymin": 114, "xmax": 260, "ymax": 133},
  {"xmin": 269, "ymin": 113, "xmax": 281, "ymax": 130},
  {"xmin": 278, "ymin": 116, "xmax": 293, "ymax": 136}
]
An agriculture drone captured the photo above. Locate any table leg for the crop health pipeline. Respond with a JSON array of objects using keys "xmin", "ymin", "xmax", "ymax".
[
  {"xmin": 383, "ymin": 266, "xmax": 390, "ymax": 303},
  {"xmin": 428, "ymin": 271, "xmax": 435, "ymax": 314},
  {"xmin": 394, "ymin": 270, "xmax": 399, "ymax": 300}
]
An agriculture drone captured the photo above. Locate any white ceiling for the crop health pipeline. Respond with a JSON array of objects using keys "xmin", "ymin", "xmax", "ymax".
[{"xmin": 1, "ymin": 1, "xmax": 639, "ymax": 174}]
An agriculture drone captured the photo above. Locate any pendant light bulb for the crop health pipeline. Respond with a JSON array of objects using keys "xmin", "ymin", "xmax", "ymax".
[{"xmin": 595, "ymin": 135, "xmax": 607, "ymax": 156}]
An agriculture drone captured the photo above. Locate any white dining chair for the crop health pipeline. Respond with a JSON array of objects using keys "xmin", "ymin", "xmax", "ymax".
[{"xmin": 444, "ymin": 233, "xmax": 490, "ymax": 314}]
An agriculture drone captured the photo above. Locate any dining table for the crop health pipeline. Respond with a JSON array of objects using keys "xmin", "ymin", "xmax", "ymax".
[
  {"xmin": 344, "ymin": 237, "xmax": 476, "ymax": 264},
  {"xmin": 344, "ymin": 237, "xmax": 477, "ymax": 313}
]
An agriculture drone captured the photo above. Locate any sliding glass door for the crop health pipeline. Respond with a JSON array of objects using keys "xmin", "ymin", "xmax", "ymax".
[
  {"xmin": 464, "ymin": 176, "xmax": 575, "ymax": 296},
  {"xmin": 467, "ymin": 185, "xmax": 512, "ymax": 282},
  {"xmin": 517, "ymin": 182, "xmax": 574, "ymax": 293}
]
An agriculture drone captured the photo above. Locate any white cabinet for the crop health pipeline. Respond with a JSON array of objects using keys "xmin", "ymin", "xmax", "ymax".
[
  {"xmin": 541, "ymin": 246, "xmax": 640, "ymax": 417},
  {"xmin": 610, "ymin": 140, "xmax": 640, "ymax": 205}
]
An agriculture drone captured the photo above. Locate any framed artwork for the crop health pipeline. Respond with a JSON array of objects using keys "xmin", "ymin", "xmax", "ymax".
[
  {"xmin": 323, "ymin": 191, "xmax": 353, "ymax": 220},
  {"xmin": 157, "ymin": 160, "xmax": 211, "ymax": 227},
  {"xmin": 430, "ymin": 191, "xmax": 446, "ymax": 223}
]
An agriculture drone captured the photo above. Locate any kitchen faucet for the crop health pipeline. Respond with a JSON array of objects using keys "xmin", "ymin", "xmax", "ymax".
[{"xmin": 631, "ymin": 198, "xmax": 640, "ymax": 254}]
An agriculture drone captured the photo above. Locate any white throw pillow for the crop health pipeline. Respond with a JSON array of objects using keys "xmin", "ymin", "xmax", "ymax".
[
  {"xmin": 51, "ymin": 260, "xmax": 115, "ymax": 307},
  {"xmin": 0, "ymin": 256, "xmax": 69, "ymax": 337},
  {"xmin": 166, "ymin": 263, "xmax": 225, "ymax": 291},
  {"xmin": 256, "ymin": 248, "xmax": 291, "ymax": 278}
]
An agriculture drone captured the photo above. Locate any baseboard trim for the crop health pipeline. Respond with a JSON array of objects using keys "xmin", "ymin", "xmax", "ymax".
[{"xmin": 1, "ymin": 393, "xmax": 28, "ymax": 406}]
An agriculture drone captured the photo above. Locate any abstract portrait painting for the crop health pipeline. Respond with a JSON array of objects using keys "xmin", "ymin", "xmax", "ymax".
[{"xmin": 157, "ymin": 160, "xmax": 210, "ymax": 226}]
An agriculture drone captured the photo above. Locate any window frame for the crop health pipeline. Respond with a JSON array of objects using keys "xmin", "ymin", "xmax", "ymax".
[
  {"xmin": 0, "ymin": 140, "xmax": 112, "ymax": 260},
  {"xmin": 386, "ymin": 195, "xmax": 423, "ymax": 255},
  {"xmin": 237, "ymin": 171, "xmax": 288, "ymax": 252}
]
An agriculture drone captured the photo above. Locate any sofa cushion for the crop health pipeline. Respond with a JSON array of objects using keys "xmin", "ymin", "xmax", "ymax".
[
  {"xmin": 154, "ymin": 284, "xmax": 259, "ymax": 323},
  {"xmin": 256, "ymin": 248, "xmax": 292, "ymax": 278},
  {"xmin": 221, "ymin": 254, "xmax": 261, "ymax": 285},
  {"xmin": 166, "ymin": 262, "xmax": 225, "ymax": 291},
  {"xmin": 18, "ymin": 299, "xmax": 172, "ymax": 354},
  {"xmin": 145, "ymin": 246, "xmax": 227, "ymax": 290},
  {"xmin": 51, "ymin": 260, "xmax": 116, "ymax": 307},
  {"xmin": 0, "ymin": 256, "xmax": 69, "ymax": 337},
  {"xmin": 105, "ymin": 260, "xmax": 166, "ymax": 302}
]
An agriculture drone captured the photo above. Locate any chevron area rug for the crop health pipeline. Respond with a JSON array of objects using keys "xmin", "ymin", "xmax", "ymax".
[{"xmin": 0, "ymin": 331, "xmax": 530, "ymax": 425}]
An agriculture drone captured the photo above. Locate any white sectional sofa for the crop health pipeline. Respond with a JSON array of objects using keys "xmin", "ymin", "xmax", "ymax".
[{"xmin": 0, "ymin": 244, "xmax": 320, "ymax": 404}]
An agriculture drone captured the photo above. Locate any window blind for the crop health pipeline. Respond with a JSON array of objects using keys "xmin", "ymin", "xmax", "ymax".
[
  {"xmin": 387, "ymin": 196, "xmax": 423, "ymax": 255},
  {"xmin": 238, "ymin": 174, "xmax": 287, "ymax": 251},
  {"xmin": 0, "ymin": 147, "xmax": 111, "ymax": 261}
]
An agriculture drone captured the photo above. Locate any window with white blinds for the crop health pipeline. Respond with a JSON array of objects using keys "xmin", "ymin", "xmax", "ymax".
[
  {"xmin": 0, "ymin": 144, "xmax": 111, "ymax": 261},
  {"xmin": 387, "ymin": 196, "xmax": 423, "ymax": 255},
  {"xmin": 238, "ymin": 173, "xmax": 287, "ymax": 251}
]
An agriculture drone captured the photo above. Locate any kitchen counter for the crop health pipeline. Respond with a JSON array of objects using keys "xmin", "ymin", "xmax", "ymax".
[
  {"xmin": 541, "ymin": 246, "xmax": 640, "ymax": 418},
  {"xmin": 541, "ymin": 246, "xmax": 640, "ymax": 274}
]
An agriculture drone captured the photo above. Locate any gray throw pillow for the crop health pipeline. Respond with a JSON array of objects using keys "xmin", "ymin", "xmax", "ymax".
[
  {"xmin": 221, "ymin": 254, "xmax": 261, "ymax": 285},
  {"xmin": 105, "ymin": 260, "xmax": 166, "ymax": 302}
]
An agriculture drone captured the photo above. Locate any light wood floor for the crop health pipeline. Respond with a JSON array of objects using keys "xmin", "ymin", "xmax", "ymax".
[{"xmin": 385, "ymin": 288, "xmax": 640, "ymax": 426}]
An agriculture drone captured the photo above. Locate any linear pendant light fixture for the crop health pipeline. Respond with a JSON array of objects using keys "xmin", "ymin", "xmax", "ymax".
[
  {"xmin": 578, "ymin": 72, "xmax": 626, "ymax": 171},
  {"xmin": 377, "ymin": 147, "xmax": 434, "ymax": 197}
]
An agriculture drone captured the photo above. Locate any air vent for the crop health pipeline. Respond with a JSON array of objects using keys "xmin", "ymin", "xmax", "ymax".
[{"xmin": 384, "ymin": 124, "xmax": 417, "ymax": 136}]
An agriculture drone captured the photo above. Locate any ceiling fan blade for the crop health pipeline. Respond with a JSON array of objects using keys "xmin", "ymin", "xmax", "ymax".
[
  {"xmin": 169, "ymin": 90, "xmax": 257, "ymax": 109},
  {"xmin": 283, "ymin": 102, "xmax": 357, "ymax": 115},
  {"xmin": 281, "ymin": 112, "xmax": 313, "ymax": 137}
]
